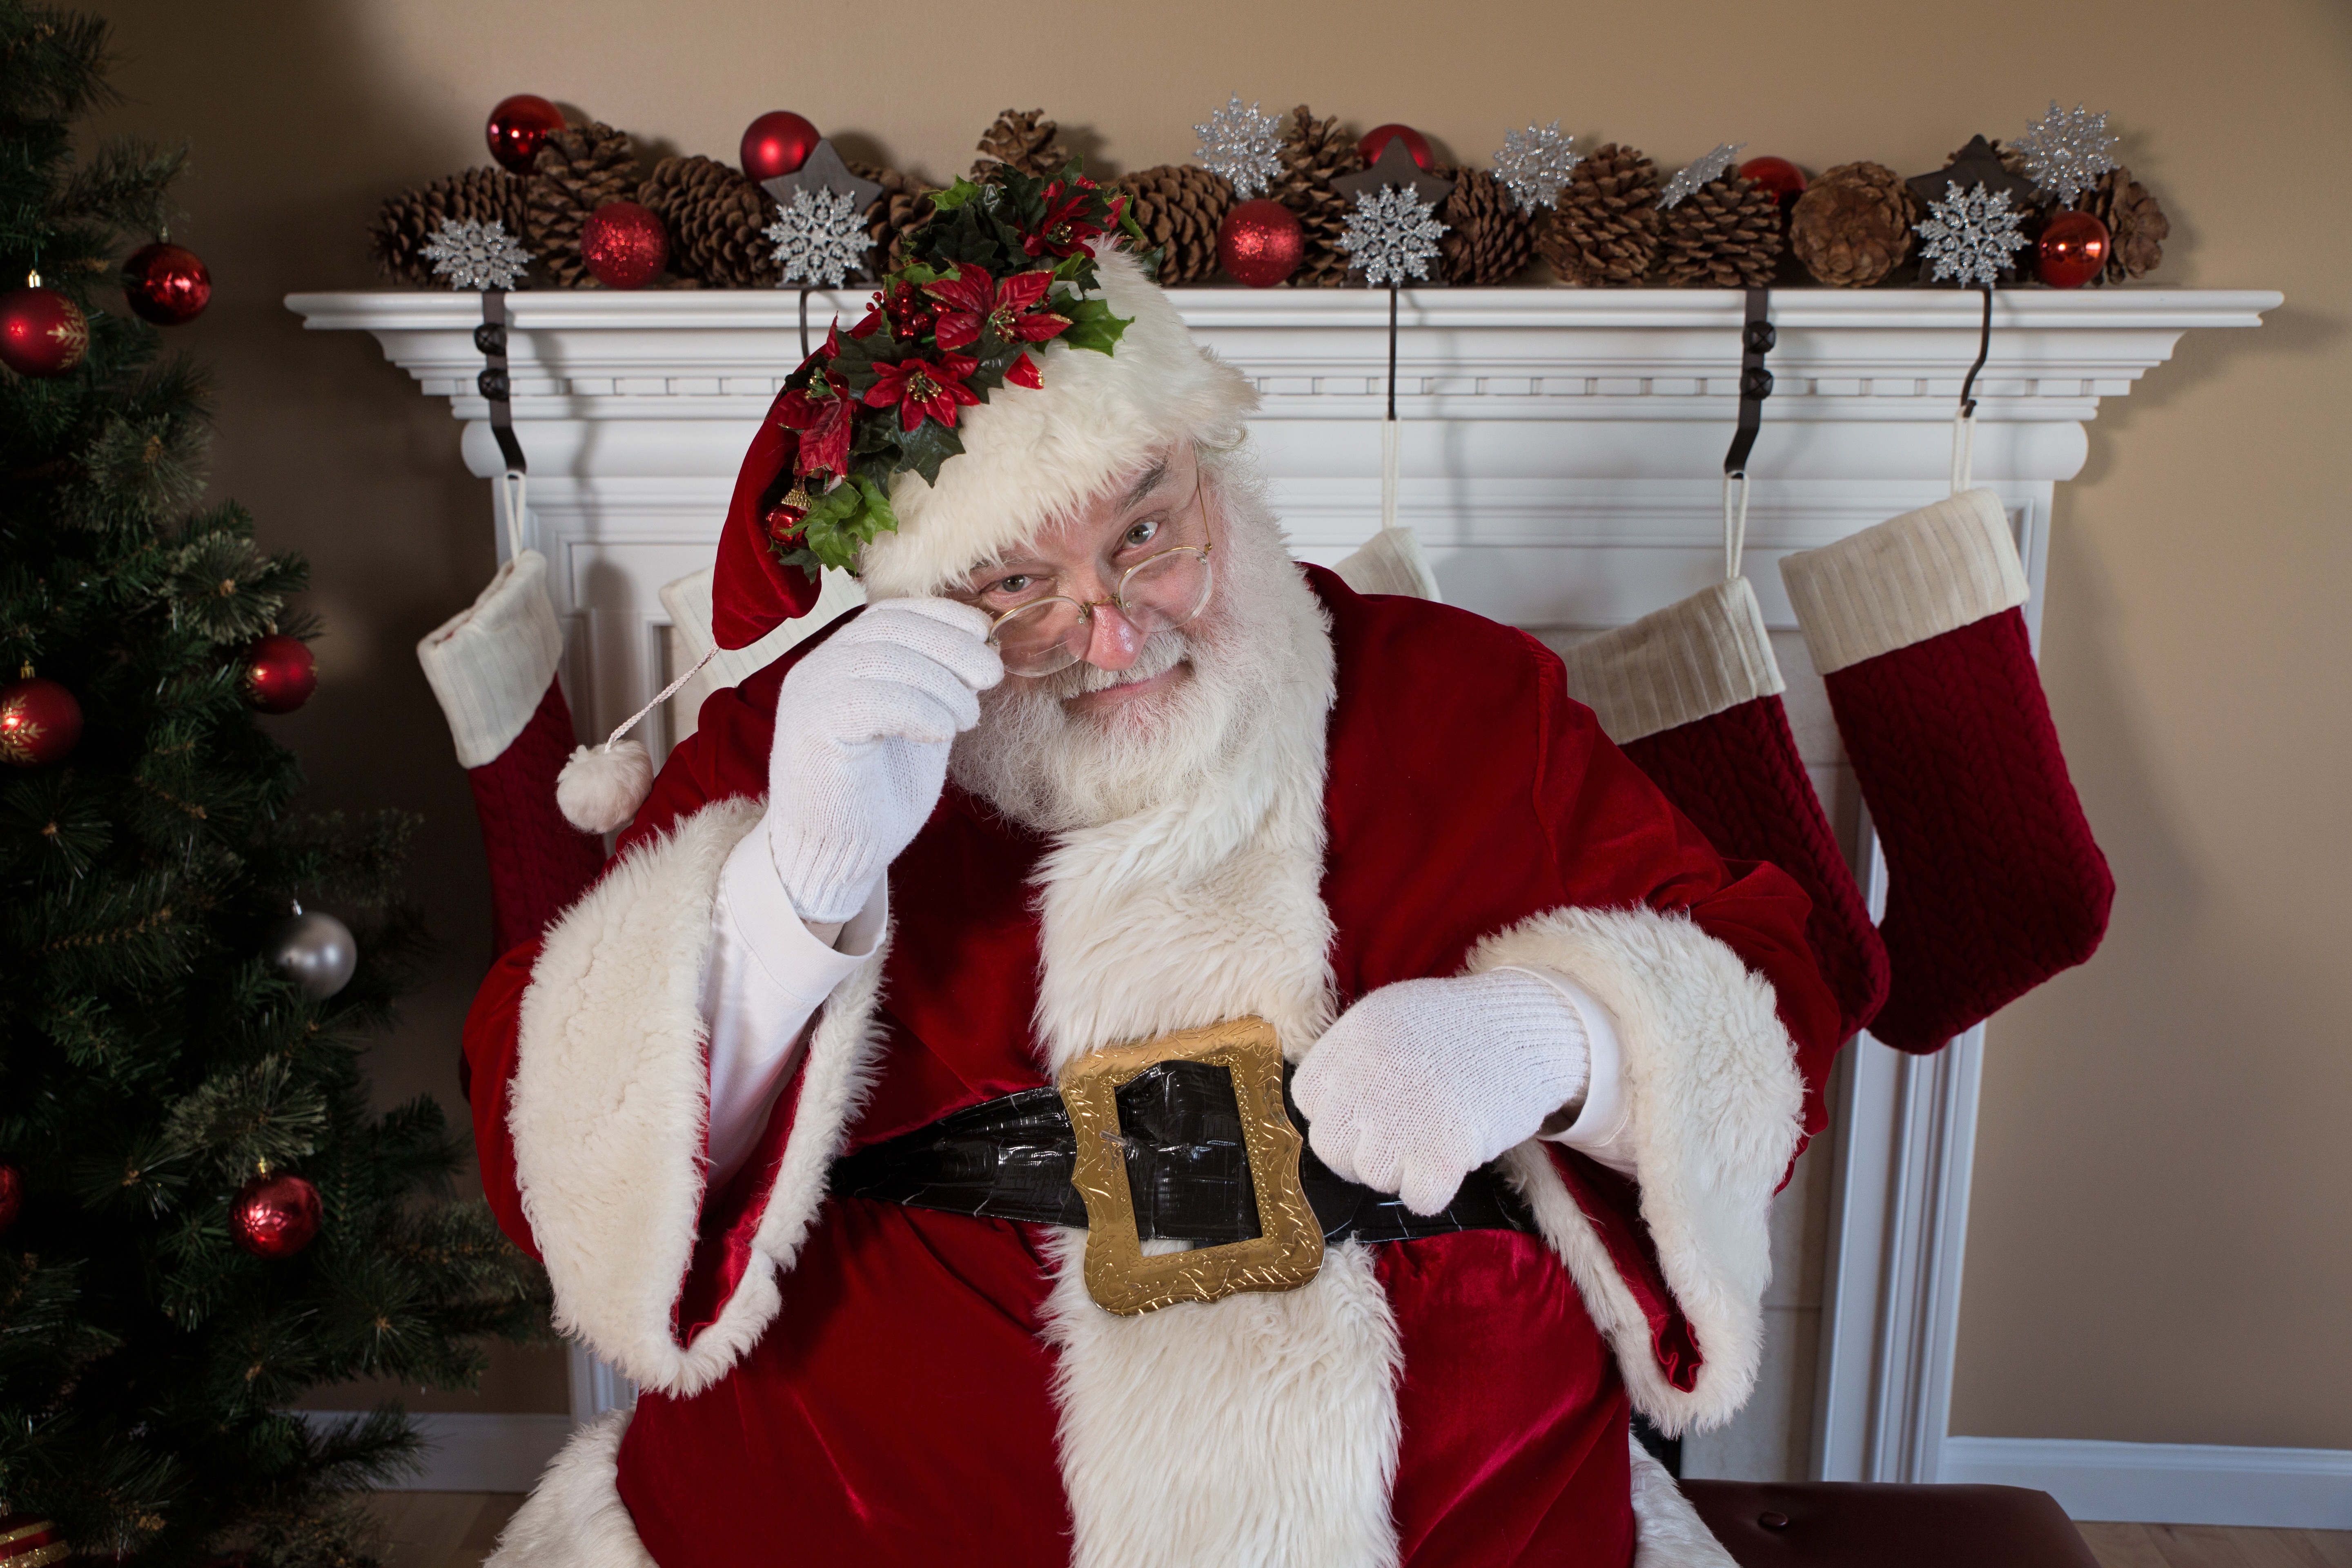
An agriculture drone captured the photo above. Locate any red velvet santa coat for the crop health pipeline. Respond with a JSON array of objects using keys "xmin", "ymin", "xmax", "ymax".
[{"xmin": 465, "ymin": 565, "xmax": 1840, "ymax": 1568}]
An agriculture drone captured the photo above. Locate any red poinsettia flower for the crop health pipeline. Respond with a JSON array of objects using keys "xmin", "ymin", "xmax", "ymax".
[
  {"xmin": 1005, "ymin": 352, "xmax": 1044, "ymax": 390},
  {"xmin": 927, "ymin": 265, "xmax": 1071, "ymax": 352},
  {"xmin": 864, "ymin": 352, "xmax": 981, "ymax": 431},
  {"xmin": 1023, "ymin": 178, "xmax": 1110, "ymax": 259},
  {"xmin": 776, "ymin": 367, "xmax": 858, "ymax": 479}
]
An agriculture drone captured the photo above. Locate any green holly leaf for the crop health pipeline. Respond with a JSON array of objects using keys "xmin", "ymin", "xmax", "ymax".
[
  {"xmin": 929, "ymin": 178, "xmax": 984, "ymax": 214},
  {"xmin": 1060, "ymin": 296, "xmax": 1131, "ymax": 356},
  {"xmin": 897, "ymin": 418, "xmax": 966, "ymax": 487},
  {"xmin": 800, "ymin": 474, "xmax": 900, "ymax": 572}
]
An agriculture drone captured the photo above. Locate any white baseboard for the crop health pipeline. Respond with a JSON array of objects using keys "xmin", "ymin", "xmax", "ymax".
[
  {"xmin": 1940, "ymin": 1436, "xmax": 2352, "ymax": 1528},
  {"xmin": 299, "ymin": 1411, "xmax": 572, "ymax": 1494}
]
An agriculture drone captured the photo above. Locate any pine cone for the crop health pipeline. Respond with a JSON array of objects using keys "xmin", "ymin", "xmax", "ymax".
[
  {"xmin": 972, "ymin": 109, "xmax": 1068, "ymax": 180},
  {"xmin": 527, "ymin": 122, "xmax": 641, "ymax": 287},
  {"xmin": 637, "ymin": 155, "xmax": 779, "ymax": 288},
  {"xmin": 1438, "ymin": 167, "xmax": 1536, "ymax": 285},
  {"xmin": 1538, "ymin": 143, "xmax": 1660, "ymax": 286},
  {"xmin": 1789, "ymin": 161, "xmax": 1917, "ymax": 287},
  {"xmin": 846, "ymin": 161, "xmax": 935, "ymax": 276},
  {"xmin": 1657, "ymin": 176, "xmax": 1782, "ymax": 288},
  {"xmin": 1118, "ymin": 164, "xmax": 1235, "ymax": 286},
  {"xmin": 1272, "ymin": 104, "xmax": 1365, "ymax": 288},
  {"xmin": 2076, "ymin": 165, "xmax": 2168, "ymax": 283},
  {"xmin": 369, "ymin": 167, "xmax": 526, "ymax": 285}
]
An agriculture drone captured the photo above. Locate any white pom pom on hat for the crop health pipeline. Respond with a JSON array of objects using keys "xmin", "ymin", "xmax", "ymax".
[
  {"xmin": 557, "ymin": 739, "xmax": 655, "ymax": 834},
  {"xmin": 553, "ymin": 647, "xmax": 716, "ymax": 834}
]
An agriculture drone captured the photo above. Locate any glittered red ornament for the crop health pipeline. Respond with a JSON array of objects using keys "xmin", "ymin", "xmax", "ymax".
[
  {"xmin": 486, "ymin": 94, "xmax": 566, "ymax": 174},
  {"xmin": 741, "ymin": 111, "xmax": 821, "ymax": 182},
  {"xmin": 582, "ymin": 200, "xmax": 669, "ymax": 289},
  {"xmin": 231, "ymin": 1170, "xmax": 322, "ymax": 1258},
  {"xmin": 0, "ymin": 1163, "xmax": 21, "ymax": 1235},
  {"xmin": 0, "ymin": 673, "xmax": 81, "ymax": 766},
  {"xmin": 1357, "ymin": 124, "xmax": 1434, "ymax": 173},
  {"xmin": 122, "ymin": 242, "xmax": 212, "ymax": 325},
  {"xmin": 0, "ymin": 283, "xmax": 88, "ymax": 377},
  {"xmin": 1217, "ymin": 198, "xmax": 1305, "ymax": 288},
  {"xmin": 243, "ymin": 634, "xmax": 317, "ymax": 714},
  {"xmin": 2036, "ymin": 208, "xmax": 2111, "ymax": 290},
  {"xmin": 1739, "ymin": 156, "xmax": 1808, "ymax": 209}
]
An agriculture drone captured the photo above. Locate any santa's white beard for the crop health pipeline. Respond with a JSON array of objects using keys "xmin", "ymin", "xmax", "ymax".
[{"xmin": 950, "ymin": 480, "xmax": 1312, "ymax": 835}]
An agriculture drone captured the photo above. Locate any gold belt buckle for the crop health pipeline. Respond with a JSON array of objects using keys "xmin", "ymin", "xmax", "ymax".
[{"xmin": 1058, "ymin": 1016, "xmax": 1325, "ymax": 1316}]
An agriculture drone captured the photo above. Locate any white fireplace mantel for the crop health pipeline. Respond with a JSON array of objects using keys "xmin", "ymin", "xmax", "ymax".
[{"xmin": 288, "ymin": 283, "xmax": 2275, "ymax": 1486}]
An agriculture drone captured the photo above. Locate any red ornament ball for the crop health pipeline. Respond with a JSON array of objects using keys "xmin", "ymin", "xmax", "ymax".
[
  {"xmin": 243, "ymin": 634, "xmax": 317, "ymax": 714},
  {"xmin": 486, "ymin": 94, "xmax": 566, "ymax": 174},
  {"xmin": 122, "ymin": 242, "xmax": 212, "ymax": 325},
  {"xmin": 582, "ymin": 200, "xmax": 669, "ymax": 289},
  {"xmin": 1739, "ymin": 156, "xmax": 1808, "ymax": 209},
  {"xmin": 0, "ymin": 674, "xmax": 82, "ymax": 766},
  {"xmin": 741, "ymin": 111, "xmax": 821, "ymax": 182},
  {"xmin": 0, "ymin": 1163, "xmax": 21, "ymax": 1235},
  {"xmin": 231, "ymin": 1171, "xmax": 322, "ymax": 1258},
  {"xmin": 2036, "ymin": 209, "xmax": 2112, "ymax": 290},
  {"xmin": 1218, "ymin": 199, "xmax": 1306, "ymax": 288},
  {"xmin": 0, "ymin": 285, "xmax": 88, "ymax": 377},
  {"xmin": 1357, "ymin": 123, "xmax": 1434, "ymax": 172}
]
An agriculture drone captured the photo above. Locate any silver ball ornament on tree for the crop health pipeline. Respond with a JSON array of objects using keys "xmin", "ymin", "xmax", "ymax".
[{"xmin": 267, "ymin": 902, "xmax": 356, "ymax": 999}]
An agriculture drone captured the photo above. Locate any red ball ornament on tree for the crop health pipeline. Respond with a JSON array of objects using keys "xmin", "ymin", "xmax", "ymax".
[
  {"xmin": 243, "ymin": 634, "xmax": 317, "ymax": 714},
  {"xmin": 0, "ymin": 670, "xmax": 81, "ymax": 766},
  {"xmin": 0, "ymin": 281, "xmax": 88, "ymax": 377},
  {"xmin": 231, "ymin": 1169, "xmax": 323, "ymax": 1258},
  {"xmin": 741, "ymin": 111, "xmax": 821, "ymax": 182},
  {"xmin": 582, "ymin": 200, "xmax": 669, "ymax": 289},
  {"xmin": 2036, "ymin": 209, "xmax": 2111, "ymax": 290},
  {"xmin": 1739, "ymin": 156, "xmax": 1808, "ymax": 209},
  {"xmin": 122, "ymin": 242, "xmax": 212, "ymax": 325},
  {"xmin": 1218, "ymin": 199, "xmax": 1305, "ymax": 288},
  {"xmin": 1357, "ymin": 124, "xmax": 1434, "ymax": 172},
  {"xmin": 486, "ymin": 94, "xmax": 566, "ymax": 174},
  {"xmin": 0, "ymin": 1162, "xmax": 22, "ymax": 1235}
]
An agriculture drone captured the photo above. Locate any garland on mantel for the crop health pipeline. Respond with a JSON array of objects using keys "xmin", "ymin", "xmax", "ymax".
[{"xmin": 369, "ymin": 99, "xmax": 2168, "ymax": 296}]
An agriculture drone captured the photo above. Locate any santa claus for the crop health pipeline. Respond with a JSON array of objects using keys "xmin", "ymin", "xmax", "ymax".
[{"xmin": 466, "ymin": 167, "xmax": 1840, "ymax": 1568}]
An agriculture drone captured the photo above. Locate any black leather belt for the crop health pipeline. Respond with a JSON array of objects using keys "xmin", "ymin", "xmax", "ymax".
[{"xmin": 828, "ymin": 1058, "xmax": 1534, "ymax": 1246}]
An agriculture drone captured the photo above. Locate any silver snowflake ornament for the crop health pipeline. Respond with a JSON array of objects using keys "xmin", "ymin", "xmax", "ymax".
[
  {"xmin": 2015, "ymin": 100, "xmax": 2120, "ymax": 206},
  {"xmin": 766, "ymin": 186, "xmax": 868, "ymax": 289},
  {"xmin": 1658, "ymin": 143, "xmax": 1745, "ymax": 209},
  {"xmin": 1338, "ymin": 184, "xmax": 1448, "ymax": 287},
  {"xmin": 1492, "ymin": 120, "xmax": 1581, "ymax": 214},
  {"xmin": 1194, "ymin": 94, "xmax": 1285, "ymax": 199},
  {"xmin": 1916, "ymin": 182, "xmax": 2030, "ymax": 287},
  {"xmin": 422, "ymin": 218, "xmax": 531, "ymax": 291}
]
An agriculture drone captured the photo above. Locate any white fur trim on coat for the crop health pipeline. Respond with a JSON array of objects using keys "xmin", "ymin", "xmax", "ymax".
[
  {"xmin": 1477, "ymin": 906, "xmax": 1806, "ymax": 1435},
  {"xmin": 485, "ymin": 1412, "xmax": 655, "ymax": 1568},
  {"xmin": 507, "ymin": 796, "xmax": 893, "ymax": 1395},
  {"xmin": 1629, "ymin": 1432, "xmax": 1740, "ymax": 1568},
  {"xmin": 858, "ymin": 248, "xmax": 1260, "ymax": 601}
]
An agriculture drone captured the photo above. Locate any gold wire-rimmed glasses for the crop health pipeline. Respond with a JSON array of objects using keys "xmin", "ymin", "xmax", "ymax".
[{"xmin": 972, "ymin": 468, "xmax": 1216, "ymax": 679}]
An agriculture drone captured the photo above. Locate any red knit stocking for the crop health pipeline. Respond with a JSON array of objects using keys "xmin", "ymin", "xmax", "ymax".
[
  {"xmin": 467, "ymin": 678, "xmax": 608, "ymax": 956},
  {"xmin": 1784, "ymin": 492, "xmax": 2112, "ymax": 1051}
]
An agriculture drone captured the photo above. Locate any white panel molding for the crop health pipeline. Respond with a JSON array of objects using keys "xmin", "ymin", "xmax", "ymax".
[
  {"xmin": 289, "ymin": 284, "xmax": 2276, "ymax": 1454},
  {"xmin": 1940, "ymin": 1437, "xmax": 2352, "ymax": 1528},
  {"xmin": 296, "ymin": 1411, "xmax": 572, "ymax": 1493}
]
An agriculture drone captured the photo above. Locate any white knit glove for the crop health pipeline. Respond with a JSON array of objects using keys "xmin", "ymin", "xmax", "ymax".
[
  {"xmin": 1292, "ymin": 969, "xmax": 1591, "ymax": 1216},
  {"xmin": 763, "ymin": 598, "xmax": 1001, "ymax": 923}
]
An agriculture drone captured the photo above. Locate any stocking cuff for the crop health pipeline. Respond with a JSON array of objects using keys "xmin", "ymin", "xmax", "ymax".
[
  {"xmin": 1780, "ymin": 489, "xmax": 2028, "ymax": 675},
  {"xmin": 1556, "ymin": 576, "xmax": 1784, "ymax": 745},
  {"xmin": 418, "ymin": 550, "xmax": 565, "ymax": 768},
  {"xmin": 1333, "ymin": 525, "xmax": 1443, "ymax": 602}
]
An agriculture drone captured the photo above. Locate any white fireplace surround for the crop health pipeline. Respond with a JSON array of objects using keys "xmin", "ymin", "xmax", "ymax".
[{"xmin": 290, "ymin": 284, "xmax": 2297, "ymax": 1520}]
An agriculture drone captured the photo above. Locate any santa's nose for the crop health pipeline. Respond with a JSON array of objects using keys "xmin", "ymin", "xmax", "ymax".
[{"xmin": 1083, "ymin": 604, "xmax": 1147, "ymax": 670}]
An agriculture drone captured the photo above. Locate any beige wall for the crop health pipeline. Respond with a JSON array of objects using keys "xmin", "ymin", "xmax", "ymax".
[{"xmin": 92, "ymin": 0, "xmax": 2351, "ymax": 1444}]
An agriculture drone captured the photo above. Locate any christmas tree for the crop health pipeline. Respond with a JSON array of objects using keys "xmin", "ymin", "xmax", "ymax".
[{"xmin": 0, "ymin": 7, "xmax": 548, "ymax": 1564}]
